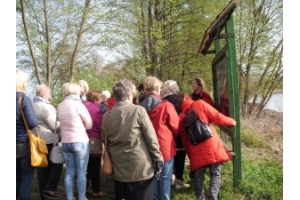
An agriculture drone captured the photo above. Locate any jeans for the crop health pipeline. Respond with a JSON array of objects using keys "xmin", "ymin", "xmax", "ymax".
[
  {"xmin": 153, "ymin": 157, "xmax": 174, "ymax": 200},
  {"xmin": 194, "ymin": 162, "xmax": 221, "ymax": 200},
  {"xmin": 63, "ymin": 142, "xmax": 89, "ymax": 200},
  {"xmin": 16, "ymin": 152, "xmax": 35, "ymax": 200}
]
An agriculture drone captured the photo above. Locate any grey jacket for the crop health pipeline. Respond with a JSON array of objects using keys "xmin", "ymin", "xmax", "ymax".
[
  {"xmin": 32, "ymin": 101, "xmax": 60, "ymax": 144},
  {"xmin": 101, "ymin": 100, "xmax": 162, "ymax": 182}
]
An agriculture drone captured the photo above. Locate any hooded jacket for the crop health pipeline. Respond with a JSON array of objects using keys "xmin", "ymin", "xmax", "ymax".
[
  {"xmin": 179, "ymin": 99, "xmax": 235, "ymax": 171},
  {"xmin": 140, "ymin": 93, "xmax": 179, "ymax": 161}
]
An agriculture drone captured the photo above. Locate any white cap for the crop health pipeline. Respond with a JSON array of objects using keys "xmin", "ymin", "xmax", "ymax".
[{"xmin": 102, "ymin": 90, "xmax": 111, "ymax": 98}]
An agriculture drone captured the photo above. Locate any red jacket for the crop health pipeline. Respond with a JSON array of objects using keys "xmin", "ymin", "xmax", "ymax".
[
  {"xmin": 190, "ymin": 90, "xmax": 214, "ymax": 108},
  {"xmin": 179, "ymin": 99, "xmax": 235, "ymax": 171},
  {"xmin": 139, "ymin": 94, "xmax": 179, "ymax": 161},
  {"xmin": 107, "ymin": 97, "xmax": 116, "ymax": 110}
]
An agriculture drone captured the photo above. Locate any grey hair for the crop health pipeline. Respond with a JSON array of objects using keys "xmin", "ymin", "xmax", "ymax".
[{"xmin": 113, "ymin": 79, "xmax": 136, "ymax": 101}]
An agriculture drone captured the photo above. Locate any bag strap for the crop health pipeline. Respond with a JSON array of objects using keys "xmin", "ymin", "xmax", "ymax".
[
  {"xmin": 53, "ymin": 112, "xmax": 59, "ymax": 146},
  {"xmin": 104, "ymin": 110, "xmax": 111, "ymax": 149},
  {"xmin": 18, "ymin": 96, "xmax": 39, "ymax": 136}
]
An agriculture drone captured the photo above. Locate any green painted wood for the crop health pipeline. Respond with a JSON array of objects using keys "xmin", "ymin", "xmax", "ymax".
[{"xmin": 225, "ymin": 15, "xmax": 242, "ymax": 187}]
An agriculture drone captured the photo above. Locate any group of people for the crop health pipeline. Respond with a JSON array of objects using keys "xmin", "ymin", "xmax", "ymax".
[{"xmin": 16, "ymin": 67, "xmax": 236, "ymax": 200}]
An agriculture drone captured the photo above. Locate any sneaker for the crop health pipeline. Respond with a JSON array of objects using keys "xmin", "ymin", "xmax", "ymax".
[
  {"xmin": 43, "ymin": 190, "xmax": 60, "ymax": 200},
  {"xmin": 175, "ymin": 179, "xmax": 191, "ymax": 190},
  {"xmin": 171, "ymin": 174, "xmax": 176, "ymax": 186}
]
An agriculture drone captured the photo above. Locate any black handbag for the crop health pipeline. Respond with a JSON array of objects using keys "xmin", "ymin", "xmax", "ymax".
[{"xmin": 182, "ymin": 104, "xmax": 213, "ymax": 145}]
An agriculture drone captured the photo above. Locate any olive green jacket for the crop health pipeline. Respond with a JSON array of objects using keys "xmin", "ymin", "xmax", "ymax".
[{"xmin": 101, "ymin": 100, "xmax": 162, "ymax": 182}]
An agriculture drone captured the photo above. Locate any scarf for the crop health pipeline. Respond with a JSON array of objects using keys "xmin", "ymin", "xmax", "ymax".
[
  {"xmin": 33, "ymin": 96, "xmax": 50, "ymax": 104},
  {"xmin": 65, "ymin": 95, "xmax": 82, "ymax": 102}
]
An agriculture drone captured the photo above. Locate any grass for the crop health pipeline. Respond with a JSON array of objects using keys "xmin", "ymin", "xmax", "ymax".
[{"xmin": 29, "ymin": 116, "xmax": 283, "ymax": 200}]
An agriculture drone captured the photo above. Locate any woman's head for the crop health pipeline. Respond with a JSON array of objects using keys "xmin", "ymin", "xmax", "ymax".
[
  {"xmin": 36, "ymin": 84, "xmax": 51, "ymax": 101},
  {"xmin": 78, "ymin": 80, "xmax": 89, "ymax": 96},
  {"xmin": 86, "ymin": 90, "xmax": 102, "ymax": 105},
  {"xmin": 113, "ymin": 79, "xmax": 137, "ymax": 102},
  {"xmin": 160, "ymin": 80, "xmax": 180, "ymax": 98},
  {"xmin": 192, "ymin": 78, "xmax": 205, "ymax": 92},
  {"xmin": 144, "ymin": 76, "xmax": 162, "ymax": 94},
  {"xmin": 62, "ymin": 82, "xmax": 81, "ymax": 97},
  {"xmin": 16, "ymin": 69, "xmax": 29, "ymax": 93}
]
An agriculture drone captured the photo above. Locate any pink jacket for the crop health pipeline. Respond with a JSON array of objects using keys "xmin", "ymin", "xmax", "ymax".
[{"xmin": 57, "ymin": 99, "xmax": 92, "ymax": 143}]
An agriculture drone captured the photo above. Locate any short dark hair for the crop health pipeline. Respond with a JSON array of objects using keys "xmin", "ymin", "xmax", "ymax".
[{"xmin": 138, "ymin": 84, "xmax": 144, "ymax": 91}]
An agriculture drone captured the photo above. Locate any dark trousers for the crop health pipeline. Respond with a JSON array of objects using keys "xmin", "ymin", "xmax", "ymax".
[
  {"xmin": 114, "ymin": 178, "xmax": 153, "ymax": 200},
  {"xmin": 194, "ymin": 163, "xmax": 221, "ymax": 200},
  {"xmin": 86, "ymin": 156, "xmax": 101, "ymax": 193},
  {"xmin": 16, "ymin": 152, "xmax": 35, "ymax": 200},
  {"xmin": 37, "ymin": 144, "xmax": 63, "ymax": 199},
  {"xmin": 174, "ymin": 150, "xmax": 187, "ymax": 180}
]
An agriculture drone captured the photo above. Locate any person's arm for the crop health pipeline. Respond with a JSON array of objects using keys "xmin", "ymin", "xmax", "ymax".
[
  {"xmin": 165, "ymin": 102, "xmax": 180, "ymax": 137},
  {"xmin": 200, "ymin": 101, "xmax": 236, "ymax": 126},
  {"xmin": 95, "ymin": 109, "xmax": 103, "ymax": 137},
  {"xmin": 22, "ymin": 96, "xmax": 39, "ymax": 129},
  {"xmin": 41, "ymin": 105, "xmax": 57, "ymax": 133},
  {"xmin": 140, "ymin": 108, "xmax": 163, "ymax": 163},
  {"xmin": 78, "ymin": 103, "xmax": 93, "ymax": 129}
]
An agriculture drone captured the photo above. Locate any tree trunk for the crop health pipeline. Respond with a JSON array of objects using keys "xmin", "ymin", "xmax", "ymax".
[
  {"xmin": 69, "ymin": 0, "xmax": 91, "ymax": 82},
  {"xmin": 20, "ymin": 0, "xmax": 42, "ymax": 85},
  {"xmin": 43, "ymin": 0, "xmax": 51, "ymax": 87}
]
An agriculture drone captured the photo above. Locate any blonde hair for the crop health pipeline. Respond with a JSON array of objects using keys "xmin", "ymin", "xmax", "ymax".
[
  {"xmin": 144, "ymin": 76, "xmax": 162, "ymax": 93},
  {"xmin": 36, "ymin": 84, "xmax": 51, "ymax": 97},
  {"xmin": 16, "ymin": 69, "xmax": 29, "ymax": 93},
  {"xmin": 161, "ymin": 80, "xmax": 180, "ymax": 97},
  {"xmin": 78, "ymin": 80, "xmax": 89, "ymax": 95},
  {"xmin": 62, "ymin": 82, "xmax": 81, "ymax": 96}
]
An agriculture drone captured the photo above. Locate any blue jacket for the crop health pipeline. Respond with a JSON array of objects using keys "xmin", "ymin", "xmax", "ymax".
[{"xmin": 16, "ymin": 92, "xmax": 39, "ymax": 143}]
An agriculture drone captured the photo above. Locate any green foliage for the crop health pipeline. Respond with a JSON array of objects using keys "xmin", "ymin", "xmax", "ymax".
[
  {"xmin": 241, "ymin": 129, "xmax": 266, "ymax": 148},
  {"xmin": 239, "ymin": 160, "xmax": 283, "ymax": 199}
]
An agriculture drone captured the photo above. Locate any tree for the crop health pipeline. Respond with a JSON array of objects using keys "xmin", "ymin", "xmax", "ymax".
[{"xmin": 235, "ymin": 0, "xmax": 283, "ymax": 117}]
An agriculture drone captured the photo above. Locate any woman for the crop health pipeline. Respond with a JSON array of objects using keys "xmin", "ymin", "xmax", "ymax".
[
  {"xmin": 191, "ymin": 78, "xmax": 214, "ymax": 108},
  {"xmin": 16, "ymin": 69, "xmax": 39, "ymax": 200},
  {"xmin": 82, "ymin": 90, "xmax": 105, "ymax": 198},
  {"xmin": 99, "ymin": 90, "xmax": 111, "ymax": 114},
  {"xmin": 101, "ymin": 79, "xmax": 163, "ymax": 200},
  {"xmin": 160, "ymin": 80, "xmax": 190, "ymax": 190},
  {"xmin": 139, "ymin": 76, "xmax": 180, "ymax": 200},
  {"xmin": 32, "ymin": 84, "xmax": 63, "ymax": 200},
  {"xmin": 78, "ymin": 80, "xmax": 89, "ymax": 101},
  {"xmin": 176, "ymin": 94, "xmax": 236, "ymax": 200},
  {"xmin": 57, "ymin": 82, "xmax": 93, "ymax": 200}
]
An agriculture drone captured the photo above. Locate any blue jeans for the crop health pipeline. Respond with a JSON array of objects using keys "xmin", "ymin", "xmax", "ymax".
[
  {"xmin": 16, "ymin": 152, "xmax": 35, "ymax": 200},
  {"xmin": 63, "ymin": 142, "xmax": 89, "ymax": 200},
  {"xmin": 153, "ymin": 157, "xmax": 174, "ymax": 200}
]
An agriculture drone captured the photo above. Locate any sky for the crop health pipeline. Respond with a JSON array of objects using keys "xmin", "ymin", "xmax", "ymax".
[{"xmin": 5, "ymin": 0, "xmax": 297, "ymax": 199}]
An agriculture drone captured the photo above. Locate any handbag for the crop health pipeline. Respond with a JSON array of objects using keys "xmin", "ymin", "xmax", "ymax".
[
  {"xmin": 49, "ymin": 114, "xmax": 65, "ymax": 164},
  {"xmin": 19, "ymin": 96, "xmax": 48, "ymax": 167},
  {"xmin": 102, "ymin": 110, "xmax": 113, "ymax": 175},
  {"xmin": 89, "ymin": 138, "xmax": 102, "ymax": 155},
  {"xmin": 182, "ymin": 103, "xmax": 213, "ymax": 145}
]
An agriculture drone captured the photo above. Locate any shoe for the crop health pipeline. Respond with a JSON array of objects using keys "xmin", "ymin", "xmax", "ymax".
[
  {"xmin": 92, "ymin": 192, "xmax": 105, "ymax": 197},
  {"xmin": 43, "ymin": 190, "xmax": 60, "ymax": 199},
  {"xmin": 175, "ymin": 179, "xmax": 191, "ymax": 190},
  {"xmin": 171, "ymin": 174, "xmax": 176, "ymax": 186},
  {"xmin": 86, "ymin": 189, "xmax": 93, "ymax": 195}
]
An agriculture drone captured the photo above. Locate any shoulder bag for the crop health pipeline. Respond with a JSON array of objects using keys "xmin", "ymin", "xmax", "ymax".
[
  {"xmin": 89, "ymin": 138, "xmax": 102, "ymax": 155},
  {"xmin": 49, "ymin": 113, "xmax": 65, "ymax": 164},
  {"xmin": 102, "ymin": 110, "xmax": 113, "ymax": 175},
  {"xmin": 182, "ymin": 103, "xmax": 213, "ymax": 145},
  {"xmin": 19, "ymin": 96, "xmax": 48, "ymax": 167}
]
